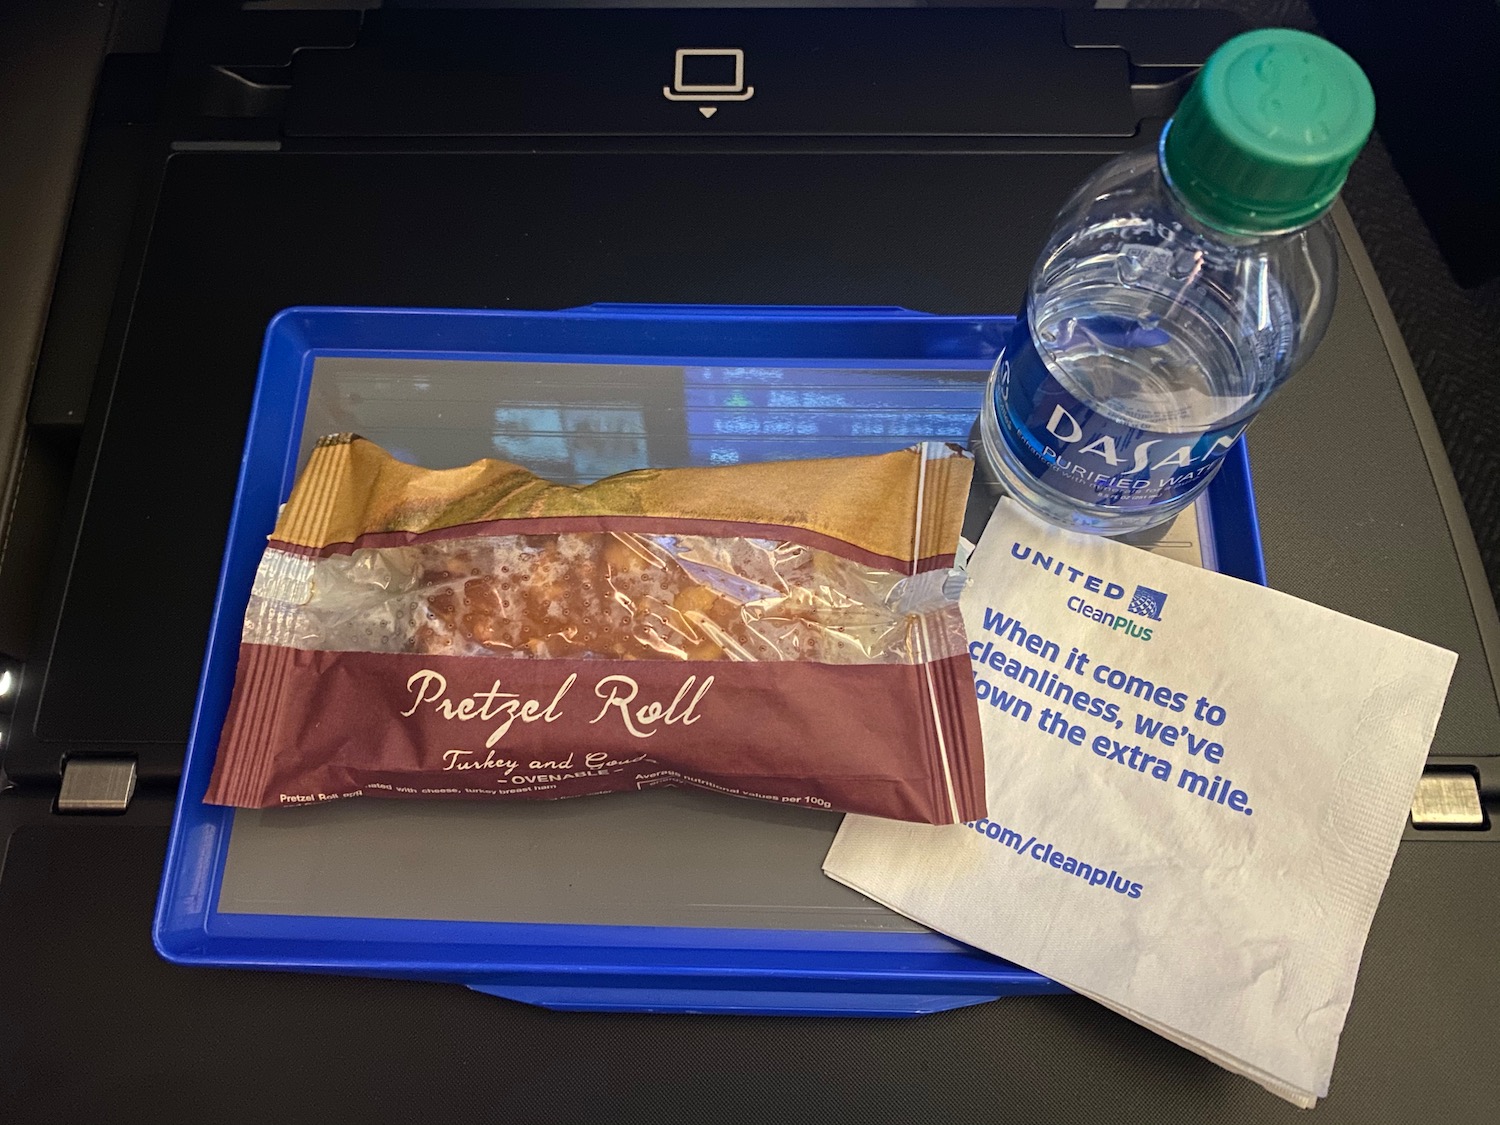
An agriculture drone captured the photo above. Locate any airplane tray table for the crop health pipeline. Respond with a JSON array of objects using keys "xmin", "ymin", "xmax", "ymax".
[
  {"xmin": 152, "ymin": 303, "xmax": 1262, "ymax": 1014},
  {"xmin": 2, "ymin": 5, "xmax": 1497, "ymax": 1124}
]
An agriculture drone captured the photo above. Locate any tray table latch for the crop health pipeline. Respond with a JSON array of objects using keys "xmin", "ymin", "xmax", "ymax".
[{"xmin": 56, "ymin": 757, "xmax": 137, "ymax": 813}]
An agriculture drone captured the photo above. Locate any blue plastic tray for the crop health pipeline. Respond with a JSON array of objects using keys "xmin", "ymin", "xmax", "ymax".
[{"xmin": 153, "ymin": 304, "xmax": 1265, "ymax": 1015}]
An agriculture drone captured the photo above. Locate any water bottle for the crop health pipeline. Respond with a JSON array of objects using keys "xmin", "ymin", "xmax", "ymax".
[{"xmin": 976, "ymin": 29, "xmax": 1375, "ymax": 535}]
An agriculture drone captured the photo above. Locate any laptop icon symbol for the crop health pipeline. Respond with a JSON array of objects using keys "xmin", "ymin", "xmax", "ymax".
[{"xmin": 663, "ymin": 48, "xmax": 756, "ymax": 102}]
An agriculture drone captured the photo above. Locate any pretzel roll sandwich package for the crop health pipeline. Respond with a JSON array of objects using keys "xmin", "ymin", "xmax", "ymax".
[{"xmin": 204, "ymin": 435, "xmax": 985, "ymax": 824}]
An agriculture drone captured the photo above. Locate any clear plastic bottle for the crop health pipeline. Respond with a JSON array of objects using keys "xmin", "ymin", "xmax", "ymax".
[{"xmin": 976, "ymin": 29, "xmax": 1374, "ymax": 534}]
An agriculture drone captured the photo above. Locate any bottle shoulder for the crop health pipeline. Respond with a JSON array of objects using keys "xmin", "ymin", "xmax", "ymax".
[
  {"xmin": 1032, "ymin": 148, "xmax": 1338, "ymax": 349},
  {"xmin": 1019, "ymin": 148, "xmax": 1341, "ymax": 428},
  {"xmin": 1045, "ymin": 151, "xmax": 1335, "ymax": 264}
]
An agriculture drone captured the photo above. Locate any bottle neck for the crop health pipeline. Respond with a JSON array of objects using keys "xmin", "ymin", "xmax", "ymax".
[{"xmin": 1155, "ymin": 123, "xmax": 1327, "ymax": 244}]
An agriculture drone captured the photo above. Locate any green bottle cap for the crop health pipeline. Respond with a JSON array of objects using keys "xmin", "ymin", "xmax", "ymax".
[{"xmin": 1162, "ymin": 29, "xmax": 1375, "ymax": 234}]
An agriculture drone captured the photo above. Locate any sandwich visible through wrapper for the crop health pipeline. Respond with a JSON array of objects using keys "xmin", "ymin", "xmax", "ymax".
[{"xmin": 204, "ymin": 435, "xmax": 985, "ymax": 823}]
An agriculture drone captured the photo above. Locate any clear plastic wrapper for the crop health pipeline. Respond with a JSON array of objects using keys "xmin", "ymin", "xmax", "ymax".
[{"xmin": 247, "ymin": 532, "xmax": 967, "ymax": 665}]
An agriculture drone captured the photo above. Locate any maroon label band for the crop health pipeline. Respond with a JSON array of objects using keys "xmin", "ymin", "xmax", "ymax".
[{"xmin": 205, "ymin": 646, "xmax": 984, "ymax": 825}]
